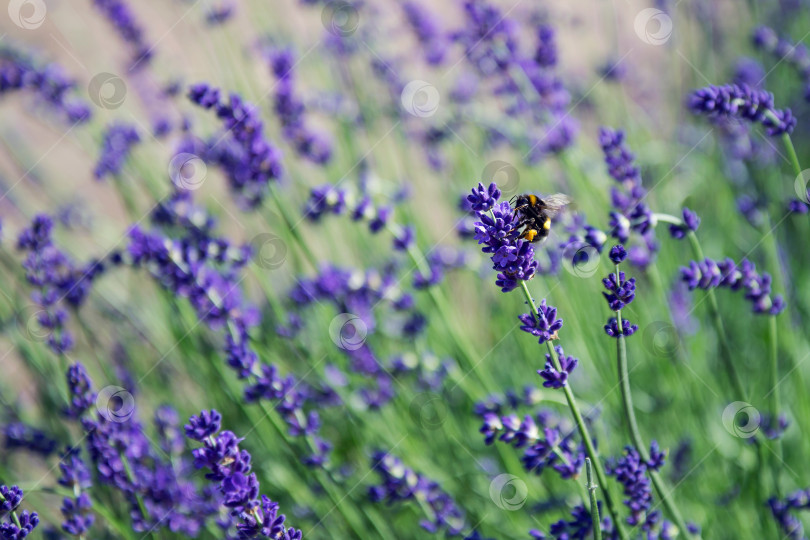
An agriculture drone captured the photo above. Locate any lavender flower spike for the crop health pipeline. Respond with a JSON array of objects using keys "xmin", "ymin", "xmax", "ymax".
[
  {"xmin": 688, "ymin": 83, "xmax": 797, "ymax": 136},
  {"xmin": 519, "ymin": 299, "xmax": 563, "ymax": 344}
]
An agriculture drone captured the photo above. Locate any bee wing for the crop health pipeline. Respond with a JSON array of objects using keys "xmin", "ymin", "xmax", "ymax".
[{"xmin": 540, "ymin": 193, "xmax": 572, "ymax": 218}]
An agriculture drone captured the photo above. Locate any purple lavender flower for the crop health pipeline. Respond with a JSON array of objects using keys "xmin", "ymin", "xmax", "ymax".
[
  {"xmin": 606, "ymin": 443, "xmax": 665, "ymax": 528},
  {"xmin": 669, "ymin": 207, "xmax": 701, "ymax": 239},
  {"xmin": 3, "ymin": 423, "xmax": 57, "ymax": 456},
  {"xmin": 186, "ymin": 410, "xmax": 302, "ymax": 538},
  {"xmin": 602, "ymin": 271, "xmax": 636, "ymax": 311},
  {"xmin": 368, "ymin": 451, "xmax": 466, "ymax": 534},
  {"xmin": 688, "ymin": 83, "xmax": 796, "ymax": 135},
  {"xmin": 269, "ymin": 49, "xmax": 332, "ymax": 164},
  {"xmin": 604, "ymin": 317, "xmax": 638, "ymax": 338},
  {"xmin": 538, "ymin": 345, "xmax": 578, "ymax": 389},
  {"xmin": 94, "ymin": 122, "xmax": 141, "ymax": 180},
  {"xmin": 92, "ymin": 0, "xmax": 153, "ymax": 68},
  {"xmin": 467, "ymin": 182, "xmax": 501, "ymax": 212},
  {"xmin": 0, "ymin": 486, "xmax": 38, "ymax": 540},
  {"xmin": 769, "ymin": 488, "xmax": 809, "ymax": 539},
  {"xmin": 518, "ymin": 299, "xmax": 562, "ymax": 344},
  {"xmin": 188, "ymin": 83, "xmax": 284, "ymax": 208},
  {"xmin": 0, "ymin": 50, "xmax": 91, "ymax": 123},
  {"xmin": 205, "ymin": 1, "xmax": 235, "ymax": 25},
  {"xmin": 402, "ymin": 1, "xmax": 447, "ymax": 65},
  {"xmin": 680, "ymin": 257, "xmax": 785, "ymax": 315},
  {"xmin": 452, "ymin": 0, "xmax": 518, "ymax": 75}
]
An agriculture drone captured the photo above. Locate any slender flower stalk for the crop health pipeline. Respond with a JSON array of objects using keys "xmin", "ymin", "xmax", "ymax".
[{"xmin": 585, "ymin": 458, "xmax": 603, "ymax": 540}]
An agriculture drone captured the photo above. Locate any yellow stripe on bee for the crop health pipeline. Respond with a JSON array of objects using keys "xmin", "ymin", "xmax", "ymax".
[
  {"xmin": 543, "ymin": 218, "xmax": 550, "ymax": 230},
  {"xmin": 528, "ymin": 194, "xmax": 538, "ymax": 205}
]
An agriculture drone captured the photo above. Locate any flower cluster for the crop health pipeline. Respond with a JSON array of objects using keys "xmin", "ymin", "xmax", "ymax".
[
  {"xmin": 537, "ymin": 345, "xmax": 578, "ymax": 389},
  {"xmin": 0, "ymin": 484, "xmax": 38, "ymax": 539},
  {"xmin": 606, "ymin": 442, "xmax": 667, "ymax": 530},
  {"xmin": 680, "ymin": 257, "xmax": 786, "ymax": 315},
  {"xmin": 3, "ymin": 422, "xmax": 57, "ymax": 457},
  {"xmin": 269, "ymin": 49, "xmax": 332, "ymax": 164},
  {"xmin": 185, "ymin": 410, "xmax": 303, "ymax": 539},
  {"xmin": 57, "ymin": 448, "xmax": 94, "ymax": 536},
  {"xmin": 473, "ymin": 386, "xmax": 543, "ymax": 417},
  {"xmin": 401, "ymin": 1, "xmax": 447, "ymax": 65},
  {"xmin": 16, "ymin": 215, "xmax": 105, "ymax": 354},
  {"xmin": 518, "ymin": 299, "xmax": 562, "ymax": 344},
  {"xmin": 188, "ymin": 84, "xmax": 284, "ymax": 208},
  {"xmin": 206, "ymin": 1, "xmax": 235, "ymax": 25},
  {"xmin": 753, "ymin": 26, "xmax": 810, "ymax": 101},
  {"xmin": 599, "ymin": 127, "xmax": 658, "ymax": 267},
  {"xmin": 94, "ymin": 122, "xmax": 141, "ymax": 180},
  {"xmin": 0, "ymin": 49, "xmax": 91, "ymax": 124},
  {"xmin": 668, "ymin": 208, "xmax": 701, "ymax": 239},
  {"xmin": 530, "ymin": 504, "xmax": 613, "ymax": 539},
  {"xmin": 688, "ymin": 83, "xmax": 796, "ymax": 136},
  {"xmin": 368, "ymin": 451, "xmax": 466, "ymax": 535},
  {"xmin": 469, "ymin": 182, "xmax": 539, "ymax": 292},
  {"xmin": 768, "ymin": 488, "xmax": 810, "ymax": 540},
  {"xmin": 480, "ymin": 410, "xmax": 584, "ymax": 479},
  {"xmin": 92, "ymin": 0, "xmax": 153, "ymax": 68}
]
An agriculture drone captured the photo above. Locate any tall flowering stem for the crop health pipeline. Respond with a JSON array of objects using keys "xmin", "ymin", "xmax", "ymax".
[
  {"xmin": 606, "ymin": 246, "xmax": 696, "ymax": 539},
  {"xmin": 585, "ymin": 458, "xmax": 603, "ymax": 540},
  {"xmin": 517, "ymin": 280, "xmax": 628, "ymax": 540}
]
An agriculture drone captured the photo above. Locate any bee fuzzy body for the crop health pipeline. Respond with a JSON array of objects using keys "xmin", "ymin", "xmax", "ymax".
[{"xmin": 512, "ymin": 193, "xmax": 571, "ymax": 243}]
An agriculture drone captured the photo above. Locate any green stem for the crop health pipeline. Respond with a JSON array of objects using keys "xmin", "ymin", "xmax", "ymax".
[
  {"xmin": 684, "ymin": 231, "xmax": 748, "ymax": 400},
  {"xmin": 517, "ymin": 281, "xmax": 629, "ymax": 540},
  {"xmin": 614, "ymin": 266, "xmax": 695, "ymax": 539},
  {"xmin": 781, "ymin": 133, "xmax": 803, "ymax": 179},
  {"xmin": 585, "ymin": 458, "xmax": 603, "ymax": 540},
  {"xmin": 768, "ymin": 315, "xmax": 782, "ymax": 493}
]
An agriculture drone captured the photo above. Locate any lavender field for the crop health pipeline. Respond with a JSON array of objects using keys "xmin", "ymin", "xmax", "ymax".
[{"xmin": 0, "ymin": 0, "xmax": 808, "ymax": 538}]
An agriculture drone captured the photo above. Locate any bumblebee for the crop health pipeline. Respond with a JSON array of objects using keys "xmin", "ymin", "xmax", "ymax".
[{"xmin": 511, "ymin": 193, "xmax": 572, "ymax": 242}]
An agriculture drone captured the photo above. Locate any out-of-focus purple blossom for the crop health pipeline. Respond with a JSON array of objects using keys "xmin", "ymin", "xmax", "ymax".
[
  {"xmin": 452, "ymin": 0, "xmax": 518, "ymax": 75},
  {"xmin": 768, "ymin": 487, "xmax": 810, "ymax": 540},
  {"xmin": 480, "ymin": 409, "xmax": 584, "ymax": 479},
  {"xmin": 92, "ymin": 0, "xmax": 153, "ymax": 68},
  {"xmin": 206, "ymin": 1, "xmax": 235, "ymax": 25},
  {"xmin": 269, "ymin": 49, "xmax": 332, "ymax": 164},
  {"xmin": 518, "ymin": 299, "xmax": 562, "ymax": 345},
  {"xmin": 304, "ymin": 185, "xmax": 347, "ymax": 221},
  {"xmin": 3, "ymin": 422, "xmax": 57, "ymax": 457},
  {"xmin": 752, "ymin": 26, "xmax": 810, "ymax": 102},
  {"xmin": 402, "ymin": 1, "xmax": 447, "ymax": 65},
  {"xmin": 0, "ymin": 50, "xmax": 91, "ymax": 123},
  {"xmin": 680, "ymin": 257, "xmax": 785, "ymax": 315},
  {"xmin": 533, "ymin": 503, "xmax": 615, "ymax": 539},
  {"xmin": 57, "ymin": 448, "xmax": 94, "ymax": 536},
  {"xmin": 94, "ymin": 122, "xmax": 141, "ymax": 180},
  {"xmin": 534, "ymin": 25, "xmax": 557, "ymax": 67},
  {"xmin": 188, "ymin": 83, "xmax": 284, "ymax": 208},
  {"xmin": 368, "ymin": 451, "xmax": 466, "ymax": 534},
  {"xmin": 669, "ymin": 208, "xmax": 701, "ymax": 239},
  {"xmin": 734, "ymin": 57, "xmax": 766, "ymax": 88},
  {"xmin": 688, "ymin": 83, "xmax": 796, "ymax": 136}
]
